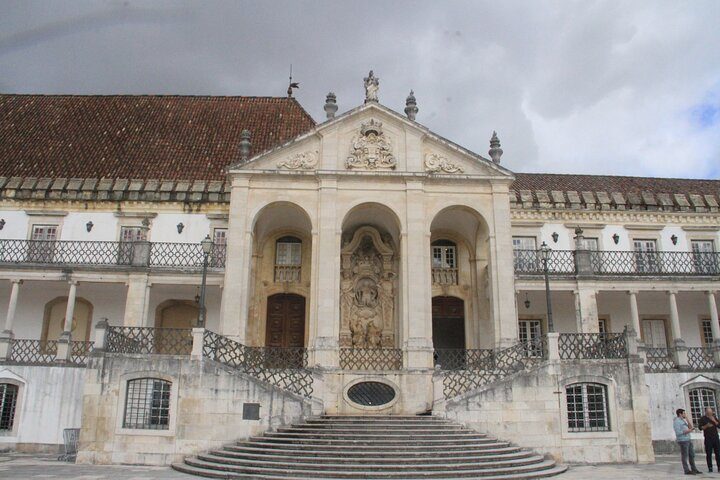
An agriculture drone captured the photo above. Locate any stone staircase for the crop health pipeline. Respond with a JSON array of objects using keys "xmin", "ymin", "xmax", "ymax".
[{"xmin": 172, "ymin": 415, "xmax": 567, "ymax": 479}]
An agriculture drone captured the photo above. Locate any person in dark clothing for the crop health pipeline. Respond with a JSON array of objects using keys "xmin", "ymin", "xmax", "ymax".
[{"xmin": 699, "ymin": 407, "xmax": 720, "ymax": 472}]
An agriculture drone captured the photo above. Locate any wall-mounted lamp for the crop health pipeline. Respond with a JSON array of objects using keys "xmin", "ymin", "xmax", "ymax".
[
  {"xmin": 671, "ymin": 234, "xmax": 678, "ymax": 245},
  {"xmin": 0, "ymin": 219, "xmax": 5, "ymax": 230},
  {"xmin": 551, "ymin": 232, "xmax": 559, "ymax": 243},
  {"xmin": 612, "ymin": 233, "xmax": 620, "ymax": 245},
  {"xmin": 524, "ymin": 292, "xmax": 531, "ymax": 309},
  {"xmin": 86, "ymin": 221, "xmax": 94, "ymax": 232},
  {"xmin": 177, "ymin": 223, "xmax": 184, "ymax": 234}
]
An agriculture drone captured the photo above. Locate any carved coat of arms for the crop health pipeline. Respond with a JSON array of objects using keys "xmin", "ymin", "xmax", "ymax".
[{"xmin": 346, "ymin": 120, "xmax": 396, "ymax": 170}]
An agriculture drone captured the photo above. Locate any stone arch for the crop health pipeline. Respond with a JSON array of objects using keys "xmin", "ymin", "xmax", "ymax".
[
  {"xmin": 154, "ymin": 299, "xmax": 199, "ymax": 330},
  {"xmin": 41, "ymin": 296, "xmax": 93, "ymax": 342}
]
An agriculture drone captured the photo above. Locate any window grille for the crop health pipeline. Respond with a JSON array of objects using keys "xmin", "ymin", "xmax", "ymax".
[
  {"xmin": 689, "ymin": 387, "xmax": 718, "ymax": 426},
  {"xmin": 0, "ymin": 383, "xmax": 19, "ymax": 432},
  {"xmin": 123, "ymin": 378, "xmax": 171, "ymax": 430},
  {"xmin": 566, "ymin": 383, "xmax": 610, "ymax": 432}
]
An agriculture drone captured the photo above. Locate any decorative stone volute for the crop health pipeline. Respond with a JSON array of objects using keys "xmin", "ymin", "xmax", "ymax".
[
  {"xmin": 488, "ymin": 131, "xmax": 503, "ymax": 164},
  {"xmin": 277, "ymin": 150, "xmax": 319, "ymax": 170},
  {"xmin": 239, "ymin": 129, "xmax": 252, "ymax": 162},
  {"xmin": 424, "ymin": 153, "xmax": 464, "ymax": 174},
  {"xmin": 404, "ymin": 90, "xmax": 418, "ymax": 121},
  {"xmin": 324, "ymin": 92, "xmax": 338, "ymax": 119}
]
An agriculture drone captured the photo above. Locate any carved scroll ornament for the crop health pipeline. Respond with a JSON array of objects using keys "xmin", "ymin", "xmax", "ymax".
[
  {"xmin": 277, "ymin": 150, "xmax": 319, "ymax": 170},
  {"xmin": 424, "ymin": 153, "xmax": 464, "ymax": 174}
]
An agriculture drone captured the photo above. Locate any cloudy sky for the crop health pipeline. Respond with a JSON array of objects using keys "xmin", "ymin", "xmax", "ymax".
[{"xmin": 1, "ymin": 0, "xmax": 719, "ymax": 179}]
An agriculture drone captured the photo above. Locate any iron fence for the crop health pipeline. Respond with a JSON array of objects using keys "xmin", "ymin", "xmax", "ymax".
[
  {"xmin": 688, "ymin": 347, "xmax": 716, "ymax": 371},
  {"xmin": 339, "ymin": 348, "xmax": 403, "ymax": 370},
  {"xmin": 433, "ymin": 349, "xmax": 493, "ymax": 370},
  {"xmin": 202, "ymin": 330, "xmax": 313, "ymax": 397},
  {"xmin": 105, "ymin": 327, "xmax": 193, "ymax": 355},
  {"xmin": 442, "ymin": 338, "xmax": 547, "ymax": 399},
  {"xmin": 644, "ymin": 347, "xmax": 676, "ymax": 372},
  {"xmin": 7, "ymin": 339, "xmax": 58, "ymax": 365},
  {"xmin": 149, "ymin": 242, "xmax": 226, "ymax": 269},
  {"xmin": 513, "ymin": 250, "xmax": 576, "ymax": 275},
  {"xmin": 69, "ymin": 341, "xmax": 95, "ymax": 366},
  {"xmin": 590, "ymin": 251, "xmax": 720, "ymax": 276},
  {"xmin": 558, "ymin": 333, "xmax": 628, "ymax": 360},
  {"xmin": 0, "ymin": 239, "xmax": 133, "ymax": 266}
]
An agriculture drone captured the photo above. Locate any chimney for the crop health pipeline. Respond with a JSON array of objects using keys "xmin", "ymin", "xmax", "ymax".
[
  {"xmin": 324, "ymin": 92, "xmax": 338, "ymax": 119},
  {"xmin": 488, "ymin": 131, "xmax": 503, "ymax": 164},
  {"xmin": 239, "ymin": 129, "xmax": 252, "ymax": 162},
  {"xmin": 404, "ymin": 90, "xmax": 418, "ymax": 121}
]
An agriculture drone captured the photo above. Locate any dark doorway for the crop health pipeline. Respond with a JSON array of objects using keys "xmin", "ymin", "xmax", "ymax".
[
  {"xmin": 432, "ymin": 296, "xmax": 466, "ymax": 369},
  {"xmin": 265, "ymin": 293, "xmax": 306, "ymax": 348}
]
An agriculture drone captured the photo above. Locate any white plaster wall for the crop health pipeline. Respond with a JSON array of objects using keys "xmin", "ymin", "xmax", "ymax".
[
  {"xmin": 0, "ymin": 365, "xmax": 85, "ymax": 450},
  {"xmin": 146, "ymin": 213, "xmax": 211, "ymax": 243},
  {"xmin": 518, "ymin": 290, "xmax": 578, "ymax": 333},
  {"xmin": 0, "ymin": 211, "xmax": 32, "ymax": 240}
]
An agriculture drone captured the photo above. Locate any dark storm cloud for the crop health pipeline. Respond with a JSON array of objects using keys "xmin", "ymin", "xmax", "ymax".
[{"xmin": 1, "ymin": 0, "xmax": 718, "ymax": 178}]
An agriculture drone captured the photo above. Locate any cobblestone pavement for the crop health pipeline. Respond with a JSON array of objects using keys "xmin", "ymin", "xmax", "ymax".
[{"xmin": 0, "ymin": 453, "xmax": 712, "ymax": 479}]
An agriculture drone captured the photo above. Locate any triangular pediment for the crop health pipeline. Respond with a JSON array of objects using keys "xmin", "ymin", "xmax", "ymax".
[{"xmin": 229, "ymin": 102, "xmax": 514, "ymax": 179}]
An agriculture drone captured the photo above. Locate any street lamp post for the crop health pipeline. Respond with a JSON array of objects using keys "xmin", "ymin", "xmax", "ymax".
[
  {"xmin": 540, "ymin": 241, "xmax": 554, "ymax": 333},
  {"xmin": 197, "ymin": 235, "xmax": 213, "ymax": 328}
]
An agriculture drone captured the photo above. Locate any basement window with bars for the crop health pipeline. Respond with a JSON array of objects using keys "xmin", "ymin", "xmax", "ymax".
[
  {"xmin": 566, "ymin": 383, "xmax": 610, "ymax": 432},
  {"xmin": 0, "ymin": 383, "xmax": 19, "ymax": 434},
  {"xmin": 689, "ymin": 387, "xmax": 718, "ymax": 426},
  {"xmin": 123, "ymin": 378, "xmax": 171, "ymax": 430}
]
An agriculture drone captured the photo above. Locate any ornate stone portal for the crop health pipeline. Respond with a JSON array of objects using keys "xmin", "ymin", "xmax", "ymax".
[{"xmin": 340, "ymin": 226, "xmax": 396, "ymax": 348}]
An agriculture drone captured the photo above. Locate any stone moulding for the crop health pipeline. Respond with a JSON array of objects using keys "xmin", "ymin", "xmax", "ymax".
[
  {"xmin": 277, "ymin": 151, "xmax": 319, "ymax": 170},
  {"xmin": 424, "ymin": 153, "xmax": 464, "ymax": 174}
]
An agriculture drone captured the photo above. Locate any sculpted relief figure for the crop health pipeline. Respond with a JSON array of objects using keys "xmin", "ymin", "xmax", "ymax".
[
  {"xmin": 366, "ymin": 320, "xmax": 382, "ymax": 348},
  {"xmin": 364, "ymin": 70, "xmax": 379, "ymax": 102}
]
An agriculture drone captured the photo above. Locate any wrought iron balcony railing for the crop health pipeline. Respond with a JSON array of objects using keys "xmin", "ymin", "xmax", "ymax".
[
  {"xmin": 558, "ymin": 333, "xmax": 628, "ymax": 359},
  {"xmin": 0, "ymin": 239, "xmax": 226, "ymax": 270},
  {"xmin": 1, "ymin": 338, "xmax": 94, "ymax": 366},
  {"xmin": 105, "ymin": 327, "xmax": 193, "ymax": 355},
  {"xmin": 514, "ymin": 249, "xmax": 720, "ymax": 277}
]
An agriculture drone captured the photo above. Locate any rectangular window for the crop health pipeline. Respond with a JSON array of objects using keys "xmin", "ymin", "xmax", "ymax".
[
  {"xmin": 276, "ymin": 242, "xmax": 301, "ymax": 266},
  {"xmin": 512, "ymin": 236, "xmax": 537, "ymax": 250},
  {"xmin": 633, "ymin": 239, "xmax": 658, "ymax": 273},
  {"xmin": 692, "ymin": 240, "xmax": 717, "ymax": 274},
  {"xmin": 689, "ymin": 388, "xmax": 718, "ymax": 426},
  {"xmin": 702, "ymin": 319, "xmax": 715, "ymax": 346},
  {"xmin": 213, "ymin": 228, "xmax": 227, "ymax": 245},
  {"xmin": 28, "ymin": 224, "xmax": 59, "ymax": 263},
  {"xmin": 518, "ymin": 319, "xmax": 543, "ymax": 357},
  {"xmin": 566, "ymin": 383, "xmax": 610, "ymax": 432},
  {"xmin": 598, "ymin": 318, "xmax": 608, "ymax": 335},
  {"xmin": 513, "ymin": 237, "xmax": 538, "ymax": 272},
  {"xmin": 583, "ymin": 237, "xmax": 599, "ymax": 251},
  {"xmin": 431, "ymin": 245, "xmax": 456, "ymax": 269},
  {"xmin": 0, "ymin": 383, "xmax": 19, "ymax": 432},
  {"xmin": 120, "ymin": 226, "xmax": 147, "ymax": 243},
  {"xmin": 123, "ymin": 378, "xmax": 171, "ymax": 430},
  {"xmin": 641, "ymin": 319, "xmax": 668, "ymax": 348}
]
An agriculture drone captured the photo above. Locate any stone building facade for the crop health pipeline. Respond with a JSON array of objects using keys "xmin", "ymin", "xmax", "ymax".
[{"xmin": 0, "ymin": 80, "xmax": 718, "ymax": 466}]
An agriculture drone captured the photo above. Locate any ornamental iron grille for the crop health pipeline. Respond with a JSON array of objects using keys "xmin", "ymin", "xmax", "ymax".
[
  {"xmin": 566, "ymin": 383, "xmax": 610, "ymax": 432},
  {"xmin": 644, "ymin": 347, "xmax": 676, "ymax": 372},
  {"xmin": 0, "ymin": 383, "xmax": 19, "ymax": 432},
  {"xmin": 69, "ymin": 341, "xmax": 95, "ymax": 366},
  {"xmin": 123, "ymin": 378, "xmax": 171, "ymax": 430},
  {"xmin": 202, "ymin": 331, "xmax": 313, "ymax": 397},
  {"xmin": 442, "ymin": 338, "xmax": 547, "ymax": 399},
  {"xmin": 689, "ymin": 387, "xmax": 718, "ymax": 426},
  {"xmin": 7, "ymin": 339, "xmax": 57, "ymax": 365},
  {"xmin": 339, "ymin": 348, "xmax": 403, "ymax": 370},
  {"xmin": 433, "ymin": 349, "xmax": 493, "ymax": 370},
  {"xmin": 105, "ymin": 327, "xmax": 192, "ymax": 355},
  {"xmin": 149, "ymin": 242, "xmax": 225, "ymax": 269},
  {"xmin": 0, "ymin": 239, "xmax": 133, "ymax": 266},
  {"xmin": 558, "ymin": 333, "xmax": 628, "ymax": 360},
  {"xmin": 347, "ymin": 381, "xmax": 396, "ymax": 407},
  {"xmin": 513, "ymin": 250, "xmax": 576, "ymax": 275},
  {"xmin": 688, "ymin": 347, "xmax": 715, "ymax": 371},
  {"xmin": 590, "ymin": 251, "xmax": 720, "ymax": 276}
]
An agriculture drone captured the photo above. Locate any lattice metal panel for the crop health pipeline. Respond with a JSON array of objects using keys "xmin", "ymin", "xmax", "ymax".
[
  {"xmin": 69, "ymin": 341, "xmax": 95, "ymax": 366},
  {"xmin": 558, "ymin": 333, "xmax": 628, "ymax": 360},
  {"xmin": 434, "ymin": 349, "xmax": 493, "ymax": 370},
  {"xmin": 0, "ymin": 239, "xmax": 133, "ymax": 266},
  {"xmin": 7, "ymin": 339, "xmax": 58, "ymax": 365},
  {"xmin": 591, "ymin": 251, "xmax": 720, "ymax": 276},
  {"xmin": 202, "ymin": 331, "xmax": 313, "ymax": 397},
  {"xmin": 644, "ymin": 347, "xmax": 676, "ymax": 372},
  {"xmin": 106, "ymin": 327, "xmax": 192, "ymax": 355},
  {"xmin": 339, "ymin": 348, "xmax": 403, "ymax": 370},
  {"xmin": 149, "ymin": 242, "xmax": 226, "ymax": 269},
  {"xmin": 513, "ymin": 250, "xmax": 576, "ymax": 275},
  {"xmin": 347, "ymin": 381, "xmax": 396, "ymax": 407},
  {"xmin": 442, "ymin": 338, "xmax": 547, "ymax": 399},
  {"xmin": 688, "ymin": 347, "xmax": 715, "ymax": 371}
]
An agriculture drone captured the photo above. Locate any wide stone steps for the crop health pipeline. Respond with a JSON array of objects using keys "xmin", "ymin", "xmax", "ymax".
[{"xmin": 172, "ymin": 415, "xmax": 567, "ymax": 479}]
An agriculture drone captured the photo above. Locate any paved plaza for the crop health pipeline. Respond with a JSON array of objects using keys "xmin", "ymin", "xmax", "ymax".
[{"xmin": 0, "ymin": 453, "xmax": 713, "ymax": 479}]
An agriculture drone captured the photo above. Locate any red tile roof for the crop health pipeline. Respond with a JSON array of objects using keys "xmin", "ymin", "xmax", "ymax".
[{"xmin": 0, "ymin": 94, "xmax": 316, "ymax": 181}]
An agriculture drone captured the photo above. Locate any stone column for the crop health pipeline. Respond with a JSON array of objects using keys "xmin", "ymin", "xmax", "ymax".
[
  {"xmin": 668, "ymin": 290, "xmax": 688, "ymax": 368},
  {"xmin": 404, "ymin": 180, "xmax": 433, "ymax": 369},
  {"xmin": 2, "ymin": 279, "xmax": 22, "ymax": 334},
  {"xmin": 628, "ymin": 290, "xmax": 641, "ymax": 339},
  {"xmin": 311, "ymin": 177, "xmax": 340, "ymax": 367},
  {"xmin": 57, "ymin": 280, "xmax": 78, "ymax": 362},
  {"xmin": 123, "ymin": 274, "xmax": 150, "ymax": 327},
  {"xmin": 573, "ymin": 286, "xmax": 599, "ymax": 333},
  {"xmin": 707, "ymin": 291, "xmax": 720, "ymax": 366},
  {"xmin": 219, "ymin": 175, "xmax": 251, "ymax": 341}
]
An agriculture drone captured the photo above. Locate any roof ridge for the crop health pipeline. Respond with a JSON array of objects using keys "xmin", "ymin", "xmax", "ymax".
[
  {"xmin": 0, "ymin": 93, "xmax": 295, "ymax": 101},
  {"xmin": 515, "ymin": 172, "xmax": 720, "ymax": 183}
]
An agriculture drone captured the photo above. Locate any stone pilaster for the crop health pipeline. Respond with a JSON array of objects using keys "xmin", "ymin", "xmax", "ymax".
[
  {"xmin": 573, "ymin": 286, "xmax": 599, "ymax": 333},
  {"xmin": 489, "ymin": 184, "xmax": 518, "ymax": 347},
  {"xmin": 123, "ymin": 274, "xmax": 150, "ymax": 327}
]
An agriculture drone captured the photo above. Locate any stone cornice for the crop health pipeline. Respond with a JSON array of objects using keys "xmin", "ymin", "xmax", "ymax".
[{"xmin": 511, "ymin": 208, "xmax": 720, "ymax": 225}]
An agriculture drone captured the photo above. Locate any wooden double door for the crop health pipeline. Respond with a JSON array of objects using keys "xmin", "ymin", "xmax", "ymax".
[
  {"xmin": 432, "ymin": 296, "xmax": 466, "ymax": 369},
  {"xmin": 265, "ymin": 293, "xmax": 306, "ymax": 348}
]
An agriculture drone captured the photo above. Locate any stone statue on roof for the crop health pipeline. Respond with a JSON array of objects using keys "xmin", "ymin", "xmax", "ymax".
[{"xmin": 364, "ymin": 70, "xmax": 379, "ymax": 103}]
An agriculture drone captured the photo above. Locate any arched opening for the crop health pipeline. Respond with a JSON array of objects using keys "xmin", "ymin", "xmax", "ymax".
[
  {"xmin": 265, "ymin": 293, "xmax": 306, "ymax": 348},
  {"xmin": 42, "ymin": 297, "xmax": 93, "ymax": 342},
  {"xmin": 340, "ymin": 203, "xmax": 402, "ymax": 349},
  {"xmin": 154, "ymin": 300, "xmax": 199, "ymax": 330},
  {"xmin": 432, "ymin": 296, "xmax": 466, "ymax": 368}
]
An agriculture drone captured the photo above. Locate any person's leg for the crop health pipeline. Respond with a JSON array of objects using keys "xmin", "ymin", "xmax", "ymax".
[
  {"xmin": 689, "ymin": 441, "xmax": 699, "ymax": 472},
  {"xmin": 680, "ymin": 442, "xmax": 691, "ymax": 473},
  {"xmin": 713, "ymin": 437, "xmax": 720, "ymax": 470},
  {"xmin": 706, "ymin": 438, "xmax": 713, "ymax": 471}
]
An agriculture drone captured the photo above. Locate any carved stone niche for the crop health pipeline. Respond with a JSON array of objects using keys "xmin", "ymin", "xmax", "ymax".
[{"xmin": 339, "ymin": 226, "xmax": 396, "ymax": 348}]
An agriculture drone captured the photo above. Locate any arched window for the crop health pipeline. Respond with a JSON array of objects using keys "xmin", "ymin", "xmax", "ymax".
[
  {"xmin": 689, "ymin": 387, "xmax": 718, "ymax": 426},
  {"xmin": 0, "ymin": 383, "xmax": 19, "ymax": 433},
  {"xmin": 123, "ymin": 378, "xmax": 171, "ymax": 430},
  {"xmin": 566, "ymin": 383, "xmax": 609, "ymax": 432},
  {"xmin": 275, "ymin": 236, "xmax": 302, "ymax": 266}
]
